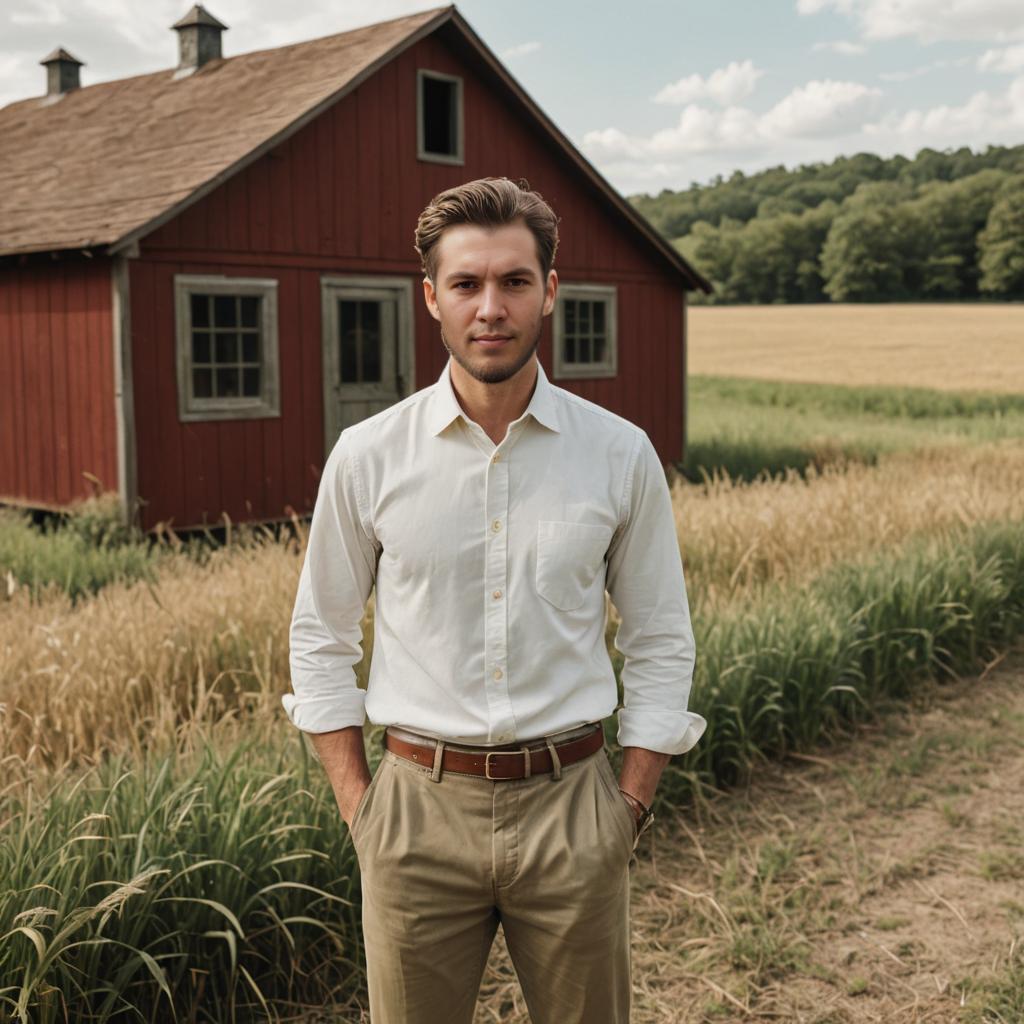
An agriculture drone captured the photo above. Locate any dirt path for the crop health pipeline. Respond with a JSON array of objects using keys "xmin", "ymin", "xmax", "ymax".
[{"xmin": 473, "ymin": 647, "xmax": 1024, "ymax": 1023}]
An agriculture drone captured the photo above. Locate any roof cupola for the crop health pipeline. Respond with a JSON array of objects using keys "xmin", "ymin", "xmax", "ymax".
[
  {"xmin": 40, "ymin": 47, "xmax": 84, "ymax": 98},
  {"xmin": 172, "ymin": 5, "xmax": 228, "ymax": 74}
]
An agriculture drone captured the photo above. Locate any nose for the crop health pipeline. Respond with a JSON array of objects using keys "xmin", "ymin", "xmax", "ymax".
[{"xmin": 475, "ymin": 282, "xmax": 506, "ymax": 323}]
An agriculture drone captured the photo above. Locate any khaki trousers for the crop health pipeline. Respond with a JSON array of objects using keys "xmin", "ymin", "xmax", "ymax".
[{"xmin": 349, "ymin": 726, "xmax": 636, "ymax": 1023}]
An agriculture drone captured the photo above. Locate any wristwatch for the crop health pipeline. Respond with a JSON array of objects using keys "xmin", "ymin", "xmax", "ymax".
[{"xmin": 618, "ymin": 789, "xmax": 655, "ymax": 843}]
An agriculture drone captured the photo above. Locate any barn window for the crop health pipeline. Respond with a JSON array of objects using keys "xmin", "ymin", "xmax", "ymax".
[
  {"xmin": 417, "ymin": 69, "xmax": 463, "ymax": 164},
  {"xmin": 174, "ymin": 275, "xmax": 280, "ymax": 421},
  {"xmin": 552, "ymin": 284, "xmax": 618, "ymax": 380}
]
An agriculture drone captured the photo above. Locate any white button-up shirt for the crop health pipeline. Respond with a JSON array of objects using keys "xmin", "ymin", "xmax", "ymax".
[{"xmin": 284, "ymin": 357, "xmax": 706, "ymax": 755}]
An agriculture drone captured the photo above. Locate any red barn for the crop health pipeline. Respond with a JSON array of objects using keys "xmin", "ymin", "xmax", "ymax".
[{"xmin": 0, "ymin": 4, "xmax": 710, "ymax": 531}]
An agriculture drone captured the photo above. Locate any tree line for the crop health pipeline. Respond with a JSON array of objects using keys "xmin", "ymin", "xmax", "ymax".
[{"xmin": 629, "ymin": 145, "xmax": 1024, "ymax": 303}]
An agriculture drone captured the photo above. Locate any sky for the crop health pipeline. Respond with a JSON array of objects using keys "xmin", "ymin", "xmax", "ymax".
[{"xmin": 2, "ymin": 0, "xmax": 1023, "ymax": 197}]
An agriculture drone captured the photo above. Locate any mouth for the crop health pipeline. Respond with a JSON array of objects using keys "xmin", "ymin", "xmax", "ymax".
[{"xmin": 473, "ymin": 336, "xmax": 512, "ymax": 348}]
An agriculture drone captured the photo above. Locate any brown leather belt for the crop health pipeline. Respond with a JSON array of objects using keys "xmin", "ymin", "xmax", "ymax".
[{"xmin": 384, "ymin": 725, "xmax": 604, "ymax": 780}]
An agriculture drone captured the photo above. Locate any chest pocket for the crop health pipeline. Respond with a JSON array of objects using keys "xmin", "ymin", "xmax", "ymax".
[{"xmin": 535, "ymin": 520, "xmax": 614, "ymax": 611}]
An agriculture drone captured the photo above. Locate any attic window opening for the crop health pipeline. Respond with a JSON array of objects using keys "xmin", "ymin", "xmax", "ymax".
[
  {"xmin": 552, "ymin": 284, "xmax": 618, "ymax": 380},
  {"xmin": 417, "ymin": 69, "xmax": 463, "ymax": 165},
  {"xmin": 175, "ymin": 275, "xmax": 280, "ymax": 421}
]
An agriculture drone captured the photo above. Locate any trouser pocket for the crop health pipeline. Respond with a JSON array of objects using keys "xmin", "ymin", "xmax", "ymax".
[{"xmin": 349, "ymin": 756, "xmax": 389, "ymax": 847}]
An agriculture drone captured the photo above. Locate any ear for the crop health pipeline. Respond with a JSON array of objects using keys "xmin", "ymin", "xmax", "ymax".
[
  {"xmin": 422, "ymin": 276, "xmax": 441, "ymax": 322},
  {"xmin": 542, "ymin": 268, "xmax": 558, "ymax": 317}
]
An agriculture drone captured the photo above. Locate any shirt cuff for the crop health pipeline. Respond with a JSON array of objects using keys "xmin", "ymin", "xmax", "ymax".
[
  {"xmin": 616, "ymin": 708, "xmax": 707, "ymax": 755},
  {"xmin": 280, "ymin": 690, "xmax": 367, "ymax": 734}
]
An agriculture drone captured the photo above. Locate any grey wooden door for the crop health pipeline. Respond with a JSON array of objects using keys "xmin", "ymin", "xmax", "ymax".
[{"xmin": 321, "ymin": 276, "xmax": 414, "ymax": 455}]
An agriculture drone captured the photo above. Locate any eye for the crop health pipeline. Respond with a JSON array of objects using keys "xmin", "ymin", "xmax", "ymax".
[
  {"xmin": 454, "ymin": 281, "xmax": 477, "ymax": 290},
  {"xmin": 507, "ymin": 278, "xmax": 529, "ymax": 287}
]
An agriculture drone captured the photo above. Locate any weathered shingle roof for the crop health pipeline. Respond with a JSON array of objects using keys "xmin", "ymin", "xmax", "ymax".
[
  {"xmin": 0, "ymin": 7, "xmax": 448, "ymax": 257},
  {"xmin": 0, "ymin": 4, "xmax": 710, "ymax": 290}
]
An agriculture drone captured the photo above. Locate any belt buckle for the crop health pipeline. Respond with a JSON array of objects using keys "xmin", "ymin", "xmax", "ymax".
[{"xmin": 484, "ymin": 749, "xmax": 522, "ymax": 780}]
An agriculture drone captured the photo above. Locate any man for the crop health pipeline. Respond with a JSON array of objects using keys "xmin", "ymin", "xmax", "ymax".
[{"xmin": 285, "ymin": 176, "xmax": 706, "ymax": 1023}]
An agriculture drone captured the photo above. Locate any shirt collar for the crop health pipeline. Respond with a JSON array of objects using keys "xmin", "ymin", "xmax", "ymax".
[{"xmin": 427, "ymin": 357, "xmax": 561, "ymax": 436}]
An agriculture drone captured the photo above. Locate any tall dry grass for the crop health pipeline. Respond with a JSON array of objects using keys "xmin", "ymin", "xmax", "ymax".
[
  {"xmin": 0, "ymin": 534, "xmax": 374, "ymax": 770},
  {"xmin": 3, "ymin": 445, "xmax": 1021, "ymax": 772},
  {"xmin": 669, "ymin": 442, "xmax": 1024, "ymax": 610}
]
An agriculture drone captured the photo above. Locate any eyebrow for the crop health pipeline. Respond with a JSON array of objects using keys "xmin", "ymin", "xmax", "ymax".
[{"xmin": 444, "ymin": 267, "xmax": 538, "ymax": 284}]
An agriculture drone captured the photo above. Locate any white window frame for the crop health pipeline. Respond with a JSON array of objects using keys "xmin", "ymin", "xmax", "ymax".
[
  {"xmin": 552, "ymin": 283, "xmax": 618, "ymax": 380},
  {"xmin": 416, "ymin": 68, "xmax": 464, "ymax": 165},
  {"xmin": 174, "ymin": 274, "xmax": 281, "ymax": 422}
]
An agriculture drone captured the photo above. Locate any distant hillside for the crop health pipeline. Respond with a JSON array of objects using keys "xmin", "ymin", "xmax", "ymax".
[{"xmin": 628, "ymin": 145, "xmax": 1024, "ymax": 303}]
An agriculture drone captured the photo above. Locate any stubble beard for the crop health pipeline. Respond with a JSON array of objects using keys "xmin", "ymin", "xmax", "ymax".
[{"xmin": 440, "ymin": 312, "xmax": 544, "ymax": 385}]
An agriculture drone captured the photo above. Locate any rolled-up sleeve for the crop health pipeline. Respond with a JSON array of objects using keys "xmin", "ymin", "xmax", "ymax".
[
  {"xmin": 283, "ymin": 432, "xmax": 380, "ymax": 733},
  {"xmin": 606, "ymin": 431, "xmax": 706, "ymax": 755}
]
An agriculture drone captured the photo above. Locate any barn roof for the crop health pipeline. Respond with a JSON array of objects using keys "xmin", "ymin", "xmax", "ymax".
[{"xmin": 0, "ymin": 6, "xmax": 711, "ymax": 291}]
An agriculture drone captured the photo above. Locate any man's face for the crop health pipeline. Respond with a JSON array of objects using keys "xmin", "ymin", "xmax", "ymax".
[{"xmin": 423, "ymin": 219, "xmax": 558, "ymax": 385}]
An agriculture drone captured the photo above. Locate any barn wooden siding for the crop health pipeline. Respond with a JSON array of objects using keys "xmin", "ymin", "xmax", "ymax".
[
  {"xmin": 0, "ymin": 257, "xmax": 117, "ymax": 509},
  {"xmin": 131, "ymin": 27, "xmax": 686, "ymax": 530}
]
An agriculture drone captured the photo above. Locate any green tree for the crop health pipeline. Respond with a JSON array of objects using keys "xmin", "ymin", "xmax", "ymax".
[
  {"xmin": 978, "ymin": 177, "xmax": 1024, "ymax": 295},
  {"xmin": 683, "ymin": 218, "xmax": 745, "ymax": 300},
  {"xmin": 820, "ymin": 184, "xmax": 929, "ymax": 301},
  {"xmin": 756, "ymin": 195, "xmax": 806, "ymax": 218},
  {"xmin": 909, "ymin": 169, "xmax": 1008, "ymax": 296},
  {"xmin": 727, "ymin": 202, "xmax": 835, "ymax": 303}
]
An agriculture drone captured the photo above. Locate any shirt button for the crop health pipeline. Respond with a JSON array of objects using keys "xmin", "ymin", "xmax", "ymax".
[
  {"xmin": 493, "ymin": 667, "xmax": 503, "ymax": 680},
  {"xmin": 491, "ymin": 519, "xmax": 501, "ymax": 532},
  {"xmin": 492, "ymin": 589, "xmax": 502, "ymax": 599},
  {"xmin": 492, "ymin": 453, "xmax": 501, "ymax": 463},
  {"xmin": 496, "ymin": 732, "xmax": 511, "ymax": 742}
]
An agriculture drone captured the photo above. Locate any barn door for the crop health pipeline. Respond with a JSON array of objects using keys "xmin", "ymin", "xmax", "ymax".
[{"xmin": 320, "ymin": 276, "xmax": 414, "ymax": 456}]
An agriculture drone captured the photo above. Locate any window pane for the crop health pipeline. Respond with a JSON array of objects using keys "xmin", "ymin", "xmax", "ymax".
[
  {"xmin": 239, "ymin": 296, "xmax": 259, "ymax": 328},
  {"xmin": 215, "ymin": 367, "xmax": 239, "ymax": 397},
  {"xmin": 213, "ymin": 295, "xmax": 237, "ymax": 327},
  {"xmin": 339, "ymin": 300, "xmax": 358, "ymax": 383},
  {"xmin": 360, "ymin": 301, "xmax": 381, "ymax": 383},
  {"xmin": 565, "ymin": 335, "xmax": 576, "ymax": 363},
  {"xmin": 579, "ymin": 302, "xmax": 590, "ymax": 335},
  {"xmin": 193, "ymin": 367, "xmax": 212, "ymax": 398},
  {"xmin": 241, "ymin": 333, "xmax": 260, "ymax": 364},
  {"xmin": 192, "ymin": 332, "xmax": 210, "ymax": 364},
  {"xmin": 579, "ymin": 336, "xmax": 592, "ymax": 363},
  {"xmin": 593, "ymin": 336, "xmax": 605, "ymax": 363},
  {"xmin": 593, "ymin": 302, "xmax": 605, "ymax": 334},
  {"xmin": 564, "ymin": 301, "xmax": 576, "ymax": 335},
  {"xmin": 215, "ymin": 333, "xmax": 238, "ymax": 364},
  {"xmin": 423, "ymin": 76, "xmax": 456, "ymax": 155},
  {"xmin": 191, "ymin": 293, "xmax": 210, "ymax": 328},
  {"xmin": 242, "ymin": 367, "xmax": 261, "ymax": 397}
]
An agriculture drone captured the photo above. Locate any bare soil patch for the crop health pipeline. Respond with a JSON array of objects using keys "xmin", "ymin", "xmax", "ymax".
[{"xmin": 474, "ymin": 647, "xmax": 1024, "ymax": 1023}]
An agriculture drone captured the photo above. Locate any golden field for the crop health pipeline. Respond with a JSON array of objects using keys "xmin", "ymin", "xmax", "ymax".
[{"xmin": 687, "ymin": 303, "xmax": 1024, "ymax": 393}]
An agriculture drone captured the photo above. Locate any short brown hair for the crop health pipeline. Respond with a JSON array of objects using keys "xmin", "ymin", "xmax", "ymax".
[{"xmin": 414, "ymin": 176, "xmax": 560, "ymax": 283}]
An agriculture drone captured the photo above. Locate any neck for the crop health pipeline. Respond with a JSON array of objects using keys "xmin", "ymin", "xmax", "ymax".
[{"xmin": 448, "ymin": 357, "xmax": 539, "ymax": 443}]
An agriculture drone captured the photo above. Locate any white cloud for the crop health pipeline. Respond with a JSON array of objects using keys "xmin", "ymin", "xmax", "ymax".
[
  {"xmin": 501, "ymin": 40, "xmax": 541, "ymax": 60},
  {"xmin": 11, "ymin": 2, "xmax": 64, "ymax": 27},
  {"xmin": 584, "ymin": 77, "xmax": 881, "ymax": 166},
  {"xmin": 797, "ymin": 0, "xmax": 1024, "ymax": 44},
  {"xmin": 649, "ymin": 104, "xmax": 761, "ymax": 154},
  {"xmin": 812, "ymin": 40, "xmax": 867, "ymax": 55},
  {"xmin": 863, "ymin": 74, "xmax": 1024, "ymax": 146},
  {"xmin": 978, "ymin": 44, "xmax": 1024, "ymax": 72},
  {"xmin": 797, "ymin": 0, "xmax": 856, "ymax": 13},
  {"xmin": 761, "ymin": 79, "xmax": 881, "ymax": 137},
  {"xmin": 877, "ymin": 56, "xmax": 969, "ymax": 82},
  {"xmin": 653, "ymin": 60, "xmax": 764, "ymax": 106}
]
